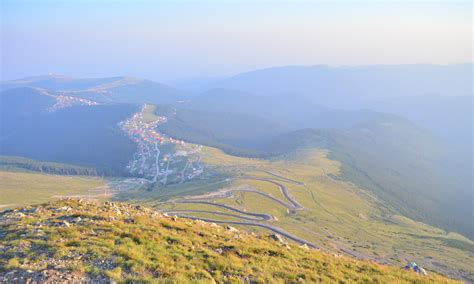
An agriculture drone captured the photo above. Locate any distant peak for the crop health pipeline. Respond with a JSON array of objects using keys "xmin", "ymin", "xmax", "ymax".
[{"xmin": 11, "ymin": 74, "xmax": 75, "ymax": 83}]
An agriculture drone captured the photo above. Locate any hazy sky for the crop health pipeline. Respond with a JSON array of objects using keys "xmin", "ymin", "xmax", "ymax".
[{"xmin": 1, "ymin": 0, "xmax": 472, "ymax": 82}]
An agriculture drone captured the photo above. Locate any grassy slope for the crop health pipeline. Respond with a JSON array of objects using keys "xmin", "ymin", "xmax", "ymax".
[
  {"xmin": 0, "ymin": 199, "xmax": 456, "ymax": 283},
  {"xmin": 150, "ymin": 147, "xmax": 474, "ymax": 282},
  {"xmin": 0, "ymin": 171, "xmax": 106, "ymax": 210},
  {"xmin": 0, "ymin": 156, "xmax": 99, "ymax": 176},
  {"xmin": 141, "ymin": 104, "xmax": 161, "ymax": 122}
]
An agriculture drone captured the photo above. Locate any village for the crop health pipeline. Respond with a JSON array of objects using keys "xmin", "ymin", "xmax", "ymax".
[
  {"xmin": 39, "ymin": 89, "xmax": 99, "ymax": 113},
  {"xmin": 119, "ymin": 107, "xmax": 203, "ymax": 185}
]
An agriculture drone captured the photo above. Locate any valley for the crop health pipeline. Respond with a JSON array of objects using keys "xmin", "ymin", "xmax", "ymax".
[
  {"xmin": 1, "ymin": 71, "xmax": 472, "ymax": 282},
  {"xmin": 2, "ymin": 2, "xmax": 472, "ymax": 282}
]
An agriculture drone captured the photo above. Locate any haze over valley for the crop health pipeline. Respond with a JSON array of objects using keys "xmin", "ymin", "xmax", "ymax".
[{"xmin": 0, "ymin": 1, "xmax": 472, "ymax": 282}]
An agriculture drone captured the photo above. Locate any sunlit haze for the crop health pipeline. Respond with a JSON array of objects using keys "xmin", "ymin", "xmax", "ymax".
[
  {"xmin": 1, "ymin": 0, "xmax": 471, "ymax": 81},
  {"xmin": 0, "ymin": 1, "xmax": 473, "ymax": 282}
]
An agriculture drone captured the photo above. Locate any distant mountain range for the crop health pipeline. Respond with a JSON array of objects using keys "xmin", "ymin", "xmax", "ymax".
[
  {"xmin": 213, "ymin": 63, "xmax": 472, "ymax": 103},
  {"xmin": 205, "ymin": 63, "xmax": 473, "ymax": 148},
  {"xmin": 1, "ymin": 75, "xmax": 185, "ymax": 105},
  {"xmin": 1, "ymin": 63, "xmax": 472, "ymax": 238}
]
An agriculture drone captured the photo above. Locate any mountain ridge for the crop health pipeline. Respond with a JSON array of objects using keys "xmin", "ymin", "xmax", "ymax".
[{"xmin": 1, "ymin": 75, "xmax": 185, "ymax": 105}]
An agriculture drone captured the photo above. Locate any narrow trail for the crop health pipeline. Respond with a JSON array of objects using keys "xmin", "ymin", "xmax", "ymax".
[{"xmin": 262, "ymin": 171, "xmax": 306, "ymax": 186}]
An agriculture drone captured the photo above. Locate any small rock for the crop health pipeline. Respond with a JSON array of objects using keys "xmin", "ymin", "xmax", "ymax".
[
  {"xmin": 5, "ymin": 271, "xmax": 16, "ymax": 277},
  {"xmin": 225, "ymin": 225, "xmax": 238, "ymax": 232},
  {"xmin": 270, "ymin": 234, "xmax": 288, "ymax": 245},
  {"xmin": 124, "ymin": 218, "xmax": 136, "ymax": 224}
]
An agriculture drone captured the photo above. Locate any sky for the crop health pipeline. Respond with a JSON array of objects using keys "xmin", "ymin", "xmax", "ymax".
[{"xmin": 1, "ymin": 0, "xmax": 472, "ymax": 82}]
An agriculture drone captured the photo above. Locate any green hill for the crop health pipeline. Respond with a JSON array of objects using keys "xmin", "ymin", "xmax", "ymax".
[
  {"xmin": 0, "ymin": 199, "xmax": 456, "ymax": 283},
  {"xmin": 0, "ymin": 88, "xmax": 137, "ymax": 175}
]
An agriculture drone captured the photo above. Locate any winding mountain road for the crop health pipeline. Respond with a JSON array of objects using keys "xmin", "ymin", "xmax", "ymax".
[
  {"xmin": 176, "ymin": 200, "xmax": 273, "ymax": 221},
  {"xmin": 170, "ymin": 214, "xmax": 318, "ymax": 249},
  {"xmin": 244, "ymin": 177, "xmax": 303, "ymax": 210},
  {"xmin": 163, "ymin": 175, "xmax": 317, "ymax": 248},
  {"xmin": 165, "ymin": 209, "xmax": 269, "ymax": 222}
]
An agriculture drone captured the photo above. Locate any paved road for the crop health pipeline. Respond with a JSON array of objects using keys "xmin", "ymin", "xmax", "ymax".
[
  {"xmin": 165, "ymin": 209, "xmax": 268, "ymax": 222},
  {"xmin": 151, "ymin": 142, "xmax": 160, "ymax": 183},
  {"xmin": 177, "ymin": 200, "xmax": 273, "ymax": 221},
  {"xmin": 243, "ymin": 177, "xmax": 303, "ymax": 210},
  {"xmin": 169, "ymin": 213, "xmax": 318, "ymax": 249},
  {"xmin": 184, "ymin": 187, "xmax": 293, "ymax": 210},
  {"xmin": 163, "ymin": 174, "xmax": 316, "ymax": 248}
]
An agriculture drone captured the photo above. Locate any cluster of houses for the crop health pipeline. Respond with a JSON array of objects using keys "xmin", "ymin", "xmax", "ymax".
[
  {"xmin": 121, "ymin": 113, "xmax": 165, "ymax": 144},
  {"xmin": 119, "ymin": 109, "xmax": 203, "ymax": 185},
  {"xmin": 47, "ymin": 95, "xmax": 99, "ymax": 112}
]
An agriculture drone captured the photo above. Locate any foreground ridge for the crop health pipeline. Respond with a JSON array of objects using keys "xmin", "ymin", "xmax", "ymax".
[{"xmin": 0, "ymin": 199, "xmax": 457, "ymax": 283}]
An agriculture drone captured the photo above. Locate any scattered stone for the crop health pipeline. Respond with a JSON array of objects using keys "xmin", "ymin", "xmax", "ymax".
[
  {"xmin": 124, "ymin": 218, "xmax": 136, "ymax": 224},
  {"xmin": 300, "ymin": 244, "xmax": 309, "ymax": 250},
  {"xmin": 225, "ymin": 225, "xmax": 238, "ymax": 232},
  {"xmin": 270, "ymin": 234, "xmax": 288, "ymax": 245},
  {"xmin": 58, "ymin": 206, "xmax": 72, "ymax": 212}
]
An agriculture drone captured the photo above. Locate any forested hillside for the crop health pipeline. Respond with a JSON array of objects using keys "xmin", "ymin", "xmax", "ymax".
[{"xmin": 0, "ymin": 88, "xmax": 137, "ymax": 175}]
